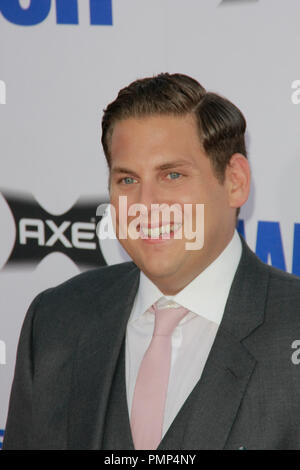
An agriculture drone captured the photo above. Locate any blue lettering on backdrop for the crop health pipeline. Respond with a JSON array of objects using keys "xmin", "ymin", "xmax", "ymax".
[
  {"xmin": 0, "ymin": 0, "xmax": 113, "ymax": 26},
  {"xmin": 0, "ymin": 429, "xmax": 4, "ymax": 449},
  {"xmin": 292, "ymin": 224, "xmax": 300, "ymax": 276},
  {"xmin": 56, "ymin": 0, "xmax": 78, "ymax": 24},
  {"xmin": 90, "ymin": 0, "xmax": 112, "ymax": 25},
  {"xmin": 0, "ymin": 0, "xmax": 51, "ymax": 26},
  {"xmin": 237, "ymin": 220, "xmax": 300, "ymax": 276},
  {"xmin": 237, "ymin": 219, "xmax": 245, "ymax": 239},
  {"xmin": 256, "ymin": 221, "xmax": 286, "ymax": 271}
]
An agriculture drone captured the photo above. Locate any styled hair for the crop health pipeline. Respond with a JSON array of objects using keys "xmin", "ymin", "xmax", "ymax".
[{"xmin": 101, "ymin": 73, "xmax": 247, "ymax": 215}]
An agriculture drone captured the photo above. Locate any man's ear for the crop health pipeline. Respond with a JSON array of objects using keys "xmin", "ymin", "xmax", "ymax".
[{"xmin": 225, "ymin": 153, "xmax": 250, "ymax": 209}]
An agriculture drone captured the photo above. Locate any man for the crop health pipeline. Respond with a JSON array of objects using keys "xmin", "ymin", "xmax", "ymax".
[{"xmin": 3, "ymin": 73, "xmax": 300, "ymax": 450}]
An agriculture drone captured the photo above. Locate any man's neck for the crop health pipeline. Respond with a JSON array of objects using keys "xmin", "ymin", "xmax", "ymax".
[{"xmin": 147, "ymin": 230, "xmax": 237, "ymax": 296}]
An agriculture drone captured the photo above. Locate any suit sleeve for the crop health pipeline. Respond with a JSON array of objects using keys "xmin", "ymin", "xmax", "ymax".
[{"xmin": 2, "ymin": 292, "xmax": 45, "ymax": 450}]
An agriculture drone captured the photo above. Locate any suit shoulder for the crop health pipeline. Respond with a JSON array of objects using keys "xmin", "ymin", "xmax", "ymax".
[
  {"xmin": 267, "ymin": 264, "xmax": 300, "ymax": 292},
  {"xmin": 264, "ymin": 265, "xmax": 300, "ymax": 327},
  {"xmin": 22, "ymin": 261, "xmax": 139, "ymax": 355},
  {"xmin": 40, "ymin": 261, "xmax": 137, "ymax": 297},
  {"xmin": 28, "ymin": 261, "xmax": 138, "ymax": 330},
  {"xmin": 239, "ymin": 241, "xmax": 300, "ymax": 325}
]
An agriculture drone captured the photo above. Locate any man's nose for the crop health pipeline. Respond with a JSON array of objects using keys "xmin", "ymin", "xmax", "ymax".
[
  {"xmin": 135, "ymin": 182, "xmax": 160, "ymax": 212},
  {"xmin": 133, "ymin": 182, "xmax": 176, "ymax": 225}
]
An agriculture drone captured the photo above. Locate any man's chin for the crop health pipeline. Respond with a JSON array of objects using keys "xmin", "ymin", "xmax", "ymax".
[
  {"xmin": 120, "ymin": 242, "xmax": 185, "ymax": 277},
  {"xmin": 138, "ymin": 259, "xmax": 181, "ymax": 282}
]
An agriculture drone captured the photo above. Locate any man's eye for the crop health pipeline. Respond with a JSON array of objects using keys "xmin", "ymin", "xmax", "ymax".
[
  {"xmin": 120, "ymin": 177, "xmax": 136, "ymax": 184},
  {"xmin": 167, "ymin": 172, "xmax": 182, "ymax": 180}
]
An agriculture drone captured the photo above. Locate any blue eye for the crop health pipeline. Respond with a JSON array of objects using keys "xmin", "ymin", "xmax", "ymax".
[
  {"xmin": 167, "ymin": 172, "xmax": 181, "ymax": 179},
  {"xmin": 122, "ymin": 177, "xmax": 136, "ymax": 184}
]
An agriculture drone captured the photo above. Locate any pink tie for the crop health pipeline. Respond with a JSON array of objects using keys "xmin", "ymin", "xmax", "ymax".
[{"xmin": 130, "ymin": 301, "xmax": 189, "ymax": 450}]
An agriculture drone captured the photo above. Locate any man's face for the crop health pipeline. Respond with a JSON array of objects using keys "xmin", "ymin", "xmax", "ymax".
[{"xmin": 109, "ymin": 114, "xmax": 237, "ymax": 294}]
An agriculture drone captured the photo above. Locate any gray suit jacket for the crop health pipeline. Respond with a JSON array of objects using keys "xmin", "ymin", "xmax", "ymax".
[{"xmin": 3, "ymin": 237, "xmax": 300, "ymax": 449}]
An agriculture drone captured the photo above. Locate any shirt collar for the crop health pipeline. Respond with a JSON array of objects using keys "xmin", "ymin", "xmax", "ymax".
[{"xmin": 129, "ymin": 230, "xmax": 242, "ymax": 325}]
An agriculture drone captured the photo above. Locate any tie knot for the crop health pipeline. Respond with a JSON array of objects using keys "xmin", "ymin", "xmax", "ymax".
[{"xmin": 149, "ymin": 301, "xmax": 189, "ymax": 336}]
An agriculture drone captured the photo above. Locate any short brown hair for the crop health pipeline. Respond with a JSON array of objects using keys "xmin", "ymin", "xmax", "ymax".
[{"xmin": 101, "ymin": 73, "xmax": 247, "ymax": 213}]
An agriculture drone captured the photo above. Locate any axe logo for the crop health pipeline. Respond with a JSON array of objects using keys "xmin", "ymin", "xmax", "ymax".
[{"xmin": 0, "ymin": 190, "xmax": 108, "ymax": 270}]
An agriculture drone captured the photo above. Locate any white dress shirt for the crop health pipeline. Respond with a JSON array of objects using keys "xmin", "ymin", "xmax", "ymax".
[{"xmin": 125, "ymin": 230, "xmax": 242, "ymax": 437}]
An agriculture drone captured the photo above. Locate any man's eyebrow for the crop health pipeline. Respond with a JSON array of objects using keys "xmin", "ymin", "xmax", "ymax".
[
  {"xmin": 111, "ymin": 160, "xmax": 194, "ymax": 175},
  {"xmin": 111, "ymin": 166, "xmax": 139, "ymax": 177},
  {"xmin": 156, "ymin": 160, "xmax": 194, "ymax": 170}
]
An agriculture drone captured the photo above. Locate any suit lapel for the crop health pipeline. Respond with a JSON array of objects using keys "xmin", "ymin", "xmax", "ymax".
[
  {"xmin": 159, "ymin": 238, "xmax": 270, "ymax": 450},
  {"xmin": 67, "ymin": 263, "xmax": 139, "ymax": 449},
  {"xmin": 101, "ymin": 338, "xmax": 135, "ymax": 450},
  {"xmin": 158, "ymin": 328, "xmax": 256, "ymax": 450}
]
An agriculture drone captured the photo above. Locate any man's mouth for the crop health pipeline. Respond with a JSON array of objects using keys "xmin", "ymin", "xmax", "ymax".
[{"xmin": 139, "ymin": 222, "xmax": 182, "ymax": 238}]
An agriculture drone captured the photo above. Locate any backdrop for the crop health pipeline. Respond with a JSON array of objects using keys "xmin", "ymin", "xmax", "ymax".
[{"xmin": 1, "ymin": 0, "xmax": 300, "ymax": 448}]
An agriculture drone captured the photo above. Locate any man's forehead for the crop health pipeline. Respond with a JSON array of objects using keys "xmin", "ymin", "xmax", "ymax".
[
  {"xmin": 110, "ymin": 159, "xmax": 198, "ymax": 175},
  {"xmin": 109, "ymin": 116, "xmax": 203, "ymax": 168},
  {"xmin": 111, "ymin": 113, "xmax": 198, "ymax": 142}
]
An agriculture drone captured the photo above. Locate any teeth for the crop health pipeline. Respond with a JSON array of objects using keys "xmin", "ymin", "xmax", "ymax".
[{"xmin": 141, "ymin": 223, "xmax": 181, "ymax": 237}]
